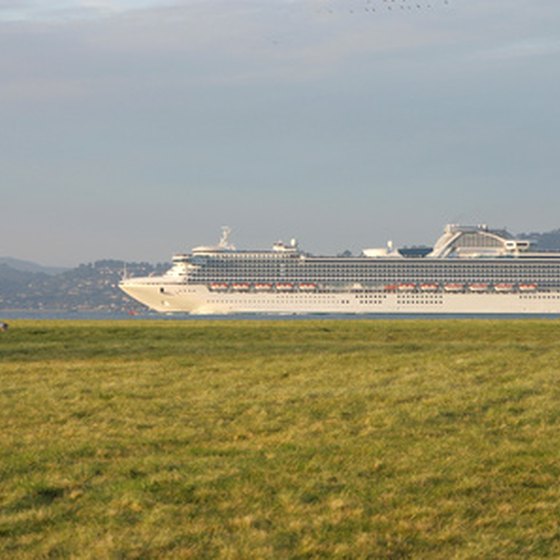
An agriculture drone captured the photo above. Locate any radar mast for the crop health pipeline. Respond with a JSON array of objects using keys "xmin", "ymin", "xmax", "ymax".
[{"xmin": 219, "ymin": 226, "xmax": 235, "ymax": 250}]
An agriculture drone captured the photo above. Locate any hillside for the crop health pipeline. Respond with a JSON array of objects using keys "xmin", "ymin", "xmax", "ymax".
[
  {"xmin": 0, "ymin": 257, "xmax": 69, "ymax": 275},
  {"xmin": 0, "ymin": 260, "xmax": 168, "ymax": 312},
  {"xmin": 519, "ymin": 229, "xmax": 560, "ymax": 250}
]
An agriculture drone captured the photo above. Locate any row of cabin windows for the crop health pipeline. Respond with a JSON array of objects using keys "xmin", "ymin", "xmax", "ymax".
[
  {"xmin": 192, "ymin": 266, "xmax": 560, "ymax": 276},
  {"xmin": 192, "ymin": 265, "xmax": 560, "ymax": 273},
  {"xmin": 191, "ymin": 271, "xmax": 559, "ymax": 280}
]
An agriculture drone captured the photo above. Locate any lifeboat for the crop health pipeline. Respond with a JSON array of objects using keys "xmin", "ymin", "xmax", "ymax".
[
  {"xmin": 519, "ymin": 283, "xmax": 537, "ymax": 292},
  {"xmin": 254, "ymin": 283, "xmax": 273, "ymax": 291},
  {"xmin": 299, "ymin": 283, "xmax": 317, "ymax": 291},
  {"xmin": 384, "ymin": 284, "xmax": 398, "ymax": 292},
  {"xmin": 210, "ymin": 282, "xmax": 228, "ymax": 290},
  {"xmin": 276, "ymin": 283, "xmax": 294, "ymax": 291},
  {"xmin": 469, "ymin": 283, "xmax": 489, "ymax": 292},
  {"xmin": 420, "ymin": 283, "xmax": 439, "ymax": 292},
  {"xmin": 494, "ymin": 283, "xmax": 514, "ymax": 292},
  {"xmin": 231, "ymin": 283, "xmax": 250, "ymax": 291},
  {"xmin": 444, "ymin": 283, "xmax": 464, "ymax": 292},
  {"xmin": 398, "ymin": 283, "xmax": 416, "ymax": 292}
]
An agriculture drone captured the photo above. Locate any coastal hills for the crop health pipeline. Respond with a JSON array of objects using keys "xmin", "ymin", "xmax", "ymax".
[
  {"xmin": 0, "ymin": 259, "xmax": 168, "ymax": 313},
  {"xmin": 519, "ymin": 228, "xmax": 560, "ymax": 250},
  {"xmin": 2, "ymin": 228, "xmax": 560, "ymax": 313}
]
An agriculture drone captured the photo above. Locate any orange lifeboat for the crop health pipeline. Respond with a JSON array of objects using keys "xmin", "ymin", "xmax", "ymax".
[
  {"xmin": 398, "ymin": 283, "xmax": 416, "ymax": 292},
  {"xmin": 519, "ymin": 283, "xmax": 537, "ymax": 292},
  {"xmin": 420, "ymin": 283, "xmax": 439, "ymax": 292},
  {"xmin": 469, "ymin": 283, "xmax": 489, "ymax": 292},
  {"xmin": 254, "ymin": 283, "xmax": 272, "ymax": 291},
  {"xmin": 210, "ymin": 282, "xmax": 228, "ymax": 290},
  {"xmin": 444, "ymin": 283, "xmax": 464, "ymax": 292},
  {"xmin": 276, "ymin": 283, "xmax": 294, "ymax": 291},
  {"xmin": 384, "ymin": 284, "xmax": 398, "ymax": 292},
  {"xmin": 494, "ymin": 283, "xmax": 514, "ymax": 292},
  {"xmin": 231, "ymin": 283, "xmax": 250, "ymax": 291},
  {"xmin": 299, "ymin": 283, "xmax": 317, "ymax": 291}
]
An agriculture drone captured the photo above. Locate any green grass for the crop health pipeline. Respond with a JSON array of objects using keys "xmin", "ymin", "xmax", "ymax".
[{"xmin": 1, "ymin": 319, "xmax": 560, "ymax": 559}]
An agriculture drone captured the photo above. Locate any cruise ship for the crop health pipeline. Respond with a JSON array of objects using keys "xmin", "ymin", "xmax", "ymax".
[{"xmin": 119, "ymin": 225, "xmax": 560, "ymax": 314}]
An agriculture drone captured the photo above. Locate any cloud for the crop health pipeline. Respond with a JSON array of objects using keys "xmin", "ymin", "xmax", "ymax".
[
  {"xmin": 0, "ymin": 0, "xmax": 458, "ymax": 102},
  {"xmin": 5, "ymin": 0, "xmax": 558, "ymax": 112},
  {"xmin": 0, "ymin": 0, "xmax": 173, "ymax": 22},
  {"xmin": 479, "ymin": 37, "xmax": 560, "ymax": 60}
]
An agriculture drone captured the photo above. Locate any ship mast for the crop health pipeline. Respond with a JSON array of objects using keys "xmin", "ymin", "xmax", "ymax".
[{"xmin": 219, "ymin": 226, "xmax": 235, "ymax": 250}]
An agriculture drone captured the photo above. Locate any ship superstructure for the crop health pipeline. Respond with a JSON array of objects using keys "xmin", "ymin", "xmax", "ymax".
[{"xmin": 119, "ymin": 225, "xmax": 560, "ymax": 314}]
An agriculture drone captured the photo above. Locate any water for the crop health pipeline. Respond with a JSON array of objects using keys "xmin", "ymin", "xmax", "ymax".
[{"xmin": 2, "ymin": 310, "xmax": 560, "ymax": 321}]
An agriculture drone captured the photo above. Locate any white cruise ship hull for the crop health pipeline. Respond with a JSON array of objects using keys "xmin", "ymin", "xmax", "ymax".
[{"xmin": 120, "ymin": 282, "xmax": 560, "ymax": 315}]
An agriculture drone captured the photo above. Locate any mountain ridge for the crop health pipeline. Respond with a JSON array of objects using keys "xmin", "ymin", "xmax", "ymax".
[{"xmin": 0, "ymin": 257, "xmax": 70, "ymax": 275}]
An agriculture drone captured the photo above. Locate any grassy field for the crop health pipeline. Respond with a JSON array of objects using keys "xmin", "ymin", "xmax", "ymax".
[{"xmin": 1, "ymin": 319, "xmax": 560, "ymax": 559}]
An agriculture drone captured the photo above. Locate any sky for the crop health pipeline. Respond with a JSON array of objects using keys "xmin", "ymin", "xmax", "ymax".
[{"xmin": 2, "ymin": 0, "xmax": 560, "ymax": 265}]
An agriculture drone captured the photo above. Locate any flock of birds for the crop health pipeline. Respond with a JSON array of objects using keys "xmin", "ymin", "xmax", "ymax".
[{"xmin": 316, "ymin": 0, "xmax": 451, "ymax": 14}]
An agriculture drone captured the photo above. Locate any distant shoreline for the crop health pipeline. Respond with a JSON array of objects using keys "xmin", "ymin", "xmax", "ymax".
[{"xmin": 2, "ymin": 309, "xmax": 560, "ymax": 321}]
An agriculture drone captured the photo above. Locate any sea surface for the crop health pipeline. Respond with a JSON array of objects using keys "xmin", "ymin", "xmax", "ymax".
[{"xmin": 2, "ymin": 310, "xmax": 560, "ymax": 321}]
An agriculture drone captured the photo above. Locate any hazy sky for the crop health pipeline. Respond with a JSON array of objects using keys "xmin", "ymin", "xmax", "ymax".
[{"xmin": 2, "ymin": 0, "xmax": 560, "ymax": 265}]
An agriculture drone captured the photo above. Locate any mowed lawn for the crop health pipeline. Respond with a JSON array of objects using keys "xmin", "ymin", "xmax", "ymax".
[{"xmin": 1, "ymin": 320, "xmax": 560, "ymax": 559}]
